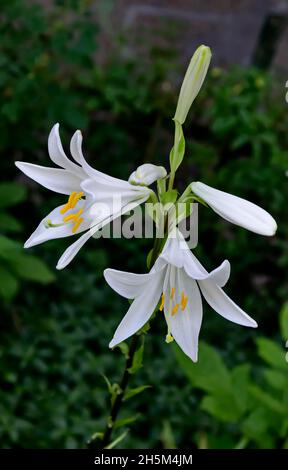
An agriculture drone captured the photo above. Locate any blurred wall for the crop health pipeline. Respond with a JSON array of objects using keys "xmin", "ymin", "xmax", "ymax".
[{"xmin": 98, "ymin": 0, "xmax": 288, "ymax": 71}]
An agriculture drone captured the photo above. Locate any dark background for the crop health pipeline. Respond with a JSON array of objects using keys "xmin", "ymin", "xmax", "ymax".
[{"xmin": 0, "ymin": 0, "xmax": 287, "ymax": 449}]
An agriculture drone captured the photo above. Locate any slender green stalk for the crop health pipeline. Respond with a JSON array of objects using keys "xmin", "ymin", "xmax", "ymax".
[{"xmin": 89, "ymin": 334, "xmax": 141, "ymax": 449}]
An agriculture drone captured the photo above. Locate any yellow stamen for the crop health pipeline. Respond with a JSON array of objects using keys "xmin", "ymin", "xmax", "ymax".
[
  {"xmin": 159, "ymin": 293, "xmax": 165, "ymax": 311},
  {"xmin": 165, "ymin": 333, "xmax": 174, "ymax": 343},
  {"xmin": 72, "ymin": 217, "xmax": 84, "ymax": 234},
  {"xmin": 172, "ymin": 303, "xmax": 180, "ymax": 316},
  {"xmin": 181, "ymin": 291, "xmax": 188, "ymax": 311},
  {"xmin": 70, "ymin": 191, "xmax": 84, "ymax": 209},
  {"xmin": 63, "ymin": 208, "xmax": 84, "ymax": 223},
  {"xmin": 60, "ymin": 191, "xmax": 84, "ymax": 214},
  {"xmin": 170, "ymin": 287, "xmax": 175, "ymax": 299}
]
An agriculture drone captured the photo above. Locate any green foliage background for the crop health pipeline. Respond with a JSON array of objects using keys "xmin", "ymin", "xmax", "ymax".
[{"xmin": 0, "ymin": 0, "xmax": 287, "ymax": 448}]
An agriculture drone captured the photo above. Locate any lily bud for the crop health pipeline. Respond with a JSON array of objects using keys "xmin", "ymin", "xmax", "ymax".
[
  {"xmin": 129, "ymin": 164, "xmax": 167, "ymax": 186},
  {"xmin": 174, "ymin": 45, "xmax": 211, "ymax": 124}
]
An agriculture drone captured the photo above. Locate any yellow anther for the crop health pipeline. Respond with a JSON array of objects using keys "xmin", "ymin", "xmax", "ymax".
[
  {"xmin": 165, "ymin": 333, "xmax": 174, "ymax": 343},
  {"xmin": 70, "ymin": 191, "xmax": 84, "ymax": 209},
  {"xmin": 60, "ymin": 191, "xmax": 84, "ymax": 214},
  {"xmin": 72, "ymin": 217, "xmax": 84, "ymax": 234},
  {"xmin": 181, "ymin": 291, "xmax": 188, "ymax": 311},
  {"xmin": 170, "ymin": 287, "xmax": 175, "ymax": 299},
  {"xmin": 159, "ymin": 293, "xmax": 165, "ymax": 312},
  {"xmin": 63, "ymin": 208, "xmax": 84, "ymax": 223},
  {"xmin": 172, "ymin": 303, "xmax": 180, "ymax": 316}
]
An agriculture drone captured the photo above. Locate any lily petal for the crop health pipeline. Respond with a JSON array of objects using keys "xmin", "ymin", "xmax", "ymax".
[
  {"xmin": 24, "ymin": 200, "xmax": 89, "ymax": 248},
  {"xmin": 191, "ymin": 181, "xmax": 277, "ymax": 236},
  {"xmin": 184, "ymin": 251, "xmax": 231, "ymax": 287},
  {"xmin": 165, "ymin": 268, "xmax": 203, "ymax": 361},
  {"xmin": 104, "ymin": 268, "xmax": 162, "ymax": 299},
  {"xmin": 71, "ymin": 130, "xmax": 135, "ymax": 189},
  {"xmin": 15, "ymin": 162, "xmax": 82, "ymax": 195},
  {"xmin": 198, "ymin": 278, "xmax": 258, "ymax": 328},
  {"xmin": 109, "ymin": 269, "xmax": 165, "ymax": 348},
  {"xmin": 161, "ymin": 229, "xmax": 230, "ymax": 287},
  {"xmin": 48, "ymin": 124, "xmax": 85, "ymax": 178}
]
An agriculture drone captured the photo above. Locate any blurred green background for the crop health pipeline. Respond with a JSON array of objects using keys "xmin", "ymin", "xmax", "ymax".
[{"xmin": 0, "ymin": 0, "xmax": 288, "ymax": 449}]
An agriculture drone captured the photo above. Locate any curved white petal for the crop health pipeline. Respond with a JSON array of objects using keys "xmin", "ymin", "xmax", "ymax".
[
  {"xmin": 161, "ymin": 229, "xmax": 230, "ymax": 287},
  {"xmin": 104, "ymin": 268, "xmax": 163, "ymax": 299},
  {"xmin": 129, "ymin": 164, "xmax": 167, "ymax": 186},
  {"xmin": 48, "ymin": 124, "xmax": 85, "ymax": 178},
  {"xmin": 56, "ymin": 224, "xmax": 98, "ymax": 270},
  {"xmin": 198, "ymin": 278, "xmax": 257, "ymax": 328},
  {"xmin": 71, "ymin": 130, "xmax": 135, "ymax": 189},
  {"xmin": 164, "ymin": 268, "xmax": 203, "ymax": 362},
  {"xmin": 160, "ymin": 232, "xmax": 186, "ymax": 268},
  {"xmin": 184, "ymin": 251, "xmax": 231, "ymax": 287},
  {"xmin": 191, "ymin": 182, "xmax": 277, "ymax": 236},
  {"xmin": 15, "ymin": 162, "xmax": 81, "ymax": 195},
  {"xmin": 24, "ymin": 200, "xmax": 89, "ymax": 248},
  {"xmin": 109, "ymin": 269, "xmax": 165, "ymax": 348},
  {"xmin": 70, "ymin": 130, "xmax": 83, "ymax": 165}
]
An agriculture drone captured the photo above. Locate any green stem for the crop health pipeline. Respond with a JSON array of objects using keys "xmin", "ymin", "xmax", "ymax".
[
  {"xmin": 168, "ymin": 171, "xmax": 175, "ymax": 191},
  {"xmin": 89, "ymin": 334, "xmax": 141, "ymax": 449}
]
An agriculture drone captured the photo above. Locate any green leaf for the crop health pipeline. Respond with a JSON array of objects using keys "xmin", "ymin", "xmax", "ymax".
[
  {"xmin": 102, "ymin": 375, "xmax": 121, "ymax": 406},
  {"xmin": 256, "ymin": 338, "xmax": 287, "ymax": 371},
  {"xmin": 263, "ymin": 369, "xmax": 287, "ymax": 390},
  {"xmin": 0, "ymin": 213, "xmax": 22, "ymax": 233},
  {"xmin": 0, "ymin": 266, "xmax": 19, "ymax": 300},
  {"xmin": 146, "ymin": 249, "xmax": 154, "ymax": 269},
  {"xmin": 0, "ymin": 182, "xmax": 27, "ymax": 209},
  {"xmin": 280, "ymin": 302, "xmax": 288, "ymax": 340},
  {"xmin": 161, "ymin": 421, "xmax": 177, "ymax": 449},
  {"xmin": 128, "ymin": 336, "xmax": 144, "ymax": 374},
  {"xmin": 114, "ymin": 414, "xmax": 139, "ymax": 430},
  {"xmin": 123, "ymin": 385, "xmax": 151, "ymax": 401},
  {"xmin": 201, "ymin": 393, "xmax": 242, "ymax": 422},
  {"xmin": 231, "ymin": 364, "xmax": 251, "ymax": 413},
  {"xmin": 115, "ymin": 342, "xmax": 129, "ymax": 359},
  {"xmin": 10, "ymin": 254, "xmax": 55, "ymax": 284},
  {"xmin": 174, "ymin": 341, "xmax": 231, "ymax": 394},
  {"xmin": 170, "ymin": 121, "xmax": 185, "ymax": 173},
  {"xmin": 0, "ymin": 235, "xmax": 21, "ymax": 255},
  {"xmin": 104, "ymin": 430, "xmax": 129, "ymax": 449},
  {"xmin": 160, "ymin": 189, "xmax": 178, "ymax": 206},
  {"xmin": 249, "ymin": 385, "xmax": 285, "ymax": 414},
  {"xmin": 242, "ymin": 408, "xmax": 273, "ymax": 447}
]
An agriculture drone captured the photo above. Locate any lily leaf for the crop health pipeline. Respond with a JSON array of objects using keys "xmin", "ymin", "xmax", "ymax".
[{"xmin": 123, "ymin": 385, "xmax": 151, "ymax": 401}]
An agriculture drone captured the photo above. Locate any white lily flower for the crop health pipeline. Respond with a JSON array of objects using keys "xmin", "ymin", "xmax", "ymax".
[
  {"xmin": 104, "ymin": 229, "xmax": 257, "ymax": 362},
  {"xmin": 15, "ymin": 123, "xmax": 156, "ymax": 269},
  {"xmin": 191, "ymin": 181, "xmax": 277, "ymax": 236},
  {"xmin": 129, "ymin": 163, "xmax": 167, "ymax": 186}
]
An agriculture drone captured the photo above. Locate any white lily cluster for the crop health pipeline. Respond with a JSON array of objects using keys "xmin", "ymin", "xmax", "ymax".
[{"xmin": 16, "ymin": 45, "xmax": 277, "ymax": 362}]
